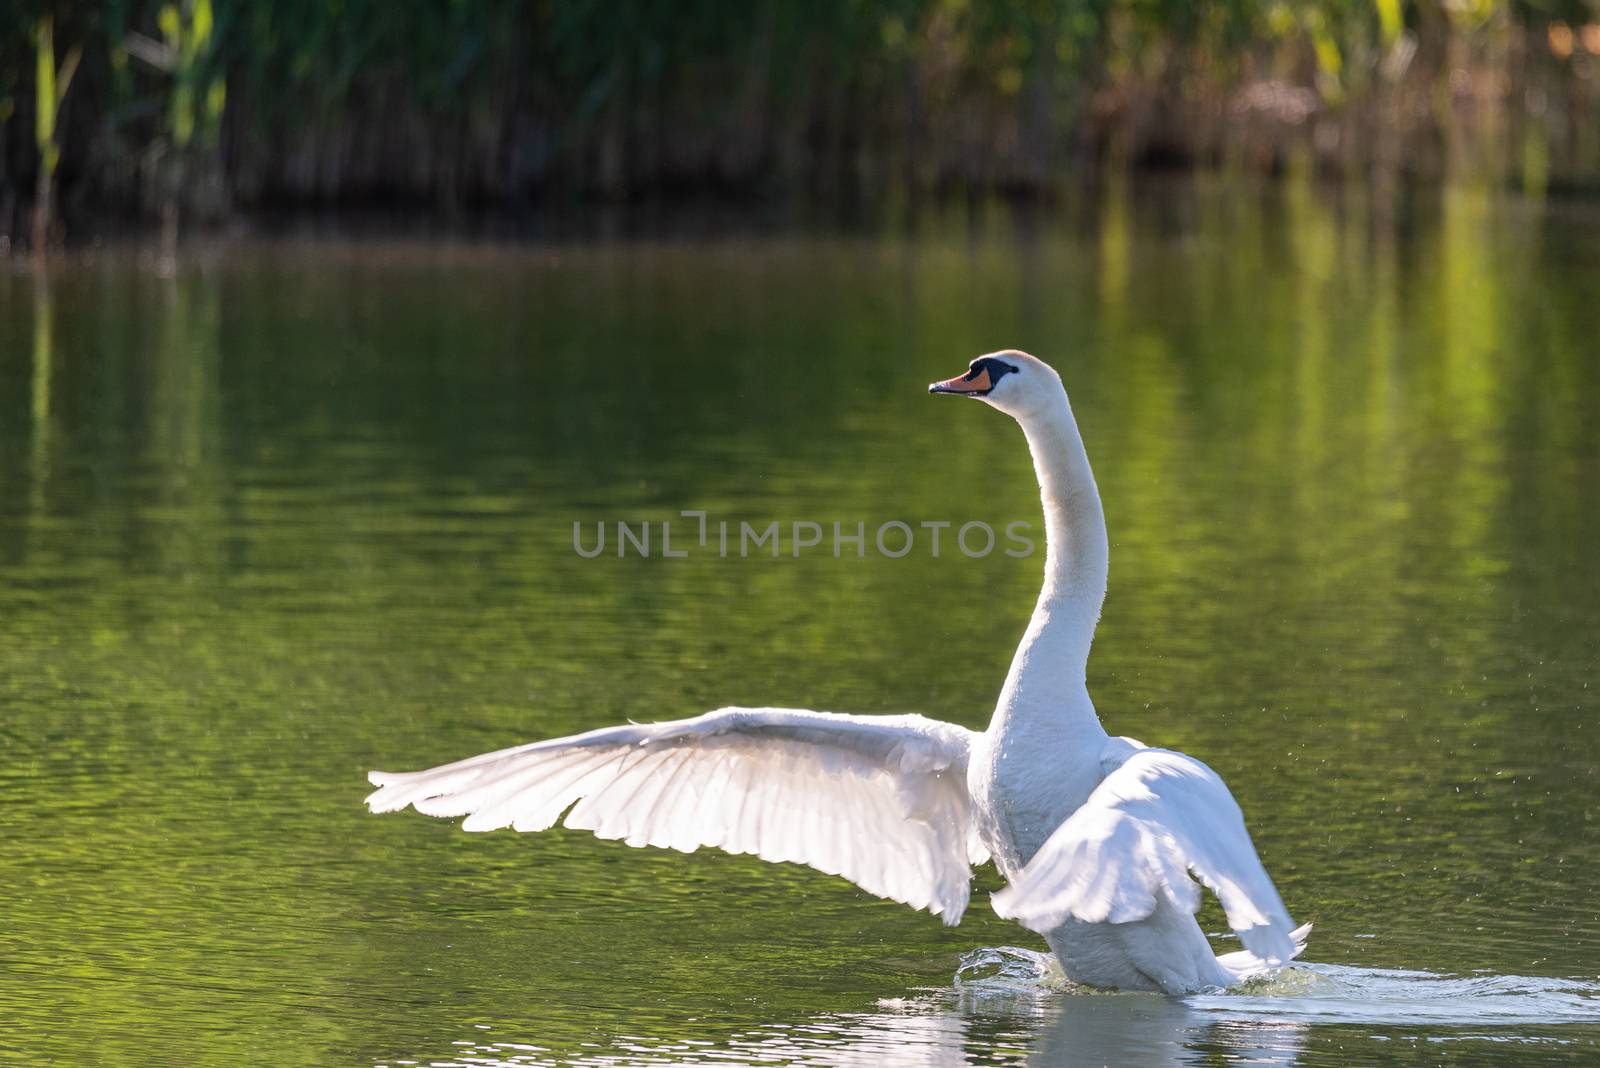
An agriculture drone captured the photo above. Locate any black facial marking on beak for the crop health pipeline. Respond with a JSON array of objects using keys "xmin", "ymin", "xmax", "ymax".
[{"xmin": 928, "ymin": 356, "xmax": 1022, "ymax": 397}]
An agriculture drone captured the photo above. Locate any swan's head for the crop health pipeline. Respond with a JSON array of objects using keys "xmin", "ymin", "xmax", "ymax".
[{"xmin": 928, "ymin": 350, "xmax": 1064, "ymax": 421}]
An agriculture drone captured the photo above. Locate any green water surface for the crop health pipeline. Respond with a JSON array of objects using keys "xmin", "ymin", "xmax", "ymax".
[{"xmin": 2, "ymin": 180, "xmax": 1599, "ymax": 1066}]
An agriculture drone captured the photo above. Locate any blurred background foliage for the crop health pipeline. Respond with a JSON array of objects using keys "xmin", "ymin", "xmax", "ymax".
[{"xmin": 3, "ymin": 0, "xmax": 1600, "ymax": 246}]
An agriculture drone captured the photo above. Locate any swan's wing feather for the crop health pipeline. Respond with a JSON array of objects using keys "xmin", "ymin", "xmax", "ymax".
[
  {"xmin": 991, "ymin": 748, "xmax": 1297, "ymax": 963},
  {"xmin": 367, "ymin": 707, "xmax": 985, "ymax": 923}
]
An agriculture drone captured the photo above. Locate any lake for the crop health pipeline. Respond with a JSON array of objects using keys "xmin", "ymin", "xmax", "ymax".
[{"xmin": 3, "ymin": 178, "xmax": 1599, "ymax": 1066}]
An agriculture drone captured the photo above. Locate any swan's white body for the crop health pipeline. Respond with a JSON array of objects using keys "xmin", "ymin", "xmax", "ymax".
[{"xmin": 367, "ymin": 350, "xmax": 1305, "ymax": 994}]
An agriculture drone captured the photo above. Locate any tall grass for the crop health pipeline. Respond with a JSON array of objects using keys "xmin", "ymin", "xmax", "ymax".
[{"xmin": 2, "ymin": 0, "xmax": 1598, "ymax": 245}]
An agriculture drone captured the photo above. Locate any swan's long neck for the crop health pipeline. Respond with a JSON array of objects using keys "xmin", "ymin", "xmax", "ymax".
[{"xmin": 989, "ymin": 391, "xmax": 1109, "ymax": 740}]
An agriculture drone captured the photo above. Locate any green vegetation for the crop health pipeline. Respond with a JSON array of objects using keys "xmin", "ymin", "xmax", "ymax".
[
  {"xmin": 1, "ymin": 1, "xmax": 1599, "ymax": 240},
  {"xmin": 28, "ymin": 15, "xmax": 82, "ymax": 250}
]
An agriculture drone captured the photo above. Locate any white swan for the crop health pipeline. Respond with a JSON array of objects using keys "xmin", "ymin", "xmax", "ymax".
[{"xmin": 366, "ymin": 349, "xmax": 1306, "ymax": 993}]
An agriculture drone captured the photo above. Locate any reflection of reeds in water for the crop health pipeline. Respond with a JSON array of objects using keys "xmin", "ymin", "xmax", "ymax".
[
  {"xmin": 1, "ymin": 180, "xmax": 1598, "ymax": 1064},
  {"xmin": 30, "ymin": 276, "xmax": 51, "ymax": 518}
]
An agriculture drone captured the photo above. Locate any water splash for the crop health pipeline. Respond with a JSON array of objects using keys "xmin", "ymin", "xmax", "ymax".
[
  {"xmin": 1195, "ymin": 963, "xmax": 1600, "ymax": 1026},
  {"xmin": 951, "ymin": 948, "xmax": 1600, "ymax": 1028},
  {"xmin": 952, "ymin": 945, "xmax": 1069, "ymax": 993}
]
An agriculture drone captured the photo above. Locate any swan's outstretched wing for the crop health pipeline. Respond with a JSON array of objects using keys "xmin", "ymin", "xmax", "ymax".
[
  {"xmin": 367, "ymin": 707, "xmax": 987, "ymax": 923},
  {"xmin": 991, "ymin": 748, "xmax": 1298, "ymax": 963}
]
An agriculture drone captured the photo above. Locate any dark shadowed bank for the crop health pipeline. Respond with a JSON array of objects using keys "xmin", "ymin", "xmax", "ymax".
[{"xmin": 4, "ymin": 0, "xmax": 1600, "ymax": 248}]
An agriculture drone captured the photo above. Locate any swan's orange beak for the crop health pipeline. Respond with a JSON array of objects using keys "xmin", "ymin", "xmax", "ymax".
[{"xmin": 928, "ymin": 367, "xmax": 992, "ymax": 395}]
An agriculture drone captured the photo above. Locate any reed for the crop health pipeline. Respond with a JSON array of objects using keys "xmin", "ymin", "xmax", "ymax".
[
  {"xmin": 2, "ymin": 0, "xmax": 1598, "ymax": 246},
  {"xmin": 28, "ymin": 14, "xmax": 81, "ymax": 252}
]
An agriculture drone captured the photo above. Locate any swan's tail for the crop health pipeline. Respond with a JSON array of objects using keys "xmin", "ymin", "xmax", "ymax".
[{"xmin": 1216, "ymin": 922, "xmax": 1313, "ymax": 984}]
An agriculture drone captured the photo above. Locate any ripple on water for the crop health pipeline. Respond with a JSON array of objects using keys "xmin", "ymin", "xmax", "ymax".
[
  {"xmin": 371, "ymin": 955, "xmax": 1600, "ymax": 1067},
  {"xmin": 952, "ymin": 946, "xmax": 1600, "ymax": 1028},
  {"xmin": 1200, "ymin": 963, "xmax": 1600, "ymax": 1026}
]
